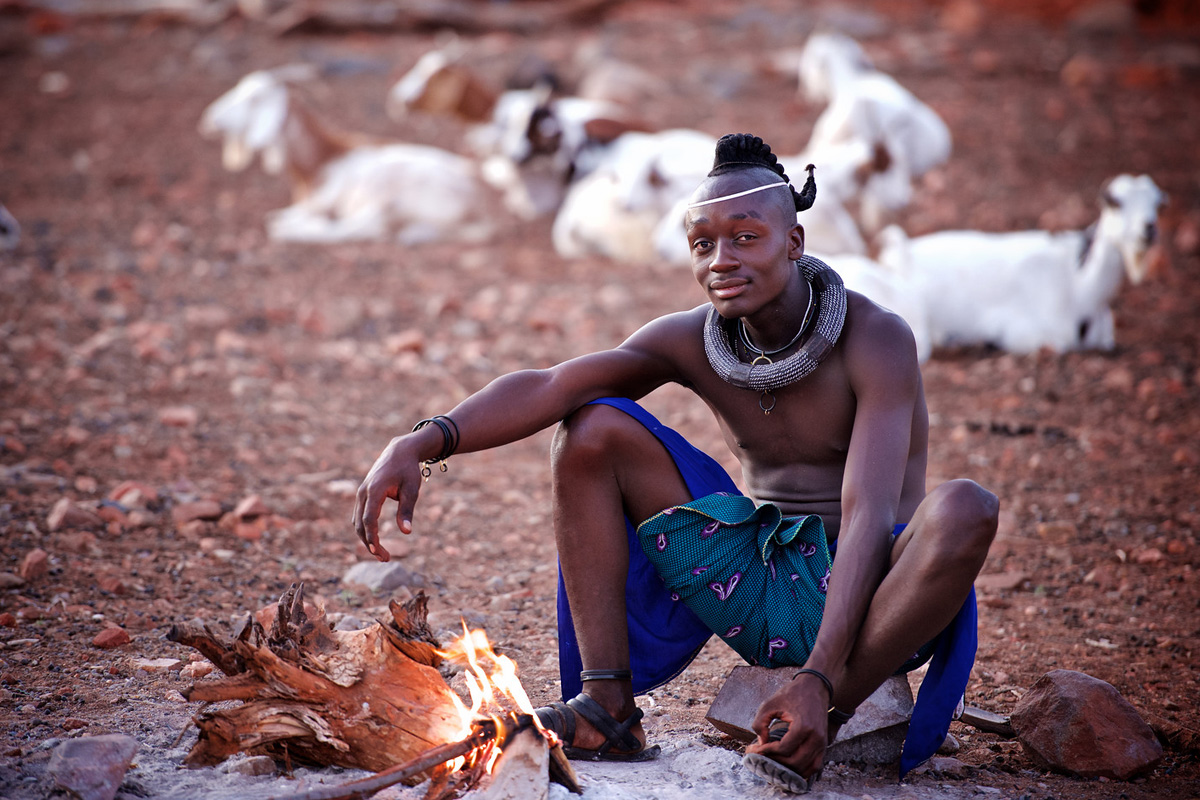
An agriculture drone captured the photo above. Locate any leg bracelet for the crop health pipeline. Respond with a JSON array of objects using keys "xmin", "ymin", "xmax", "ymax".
[{"xmin": 579, "ymin": 669, "xmax": 633, "ymax": 682}]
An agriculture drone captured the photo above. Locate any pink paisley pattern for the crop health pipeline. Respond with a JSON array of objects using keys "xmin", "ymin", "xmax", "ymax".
[
  {"xmin": 700, "ymin": 520, "xmax": 720, "ymax": 539},
  {"xmin": 656, "ymin": 532, "xmax": 668, "ymax": 552},
  {"xmin": 767, "ymin": 638, "xmax": 788, "ymax": 659},
  {"xmin": 724, "ymin": 625, "xmax": 743, "ymax": 638},
  {"xmin": 709, "ymin": 572, "xmax": 741, "ymax": 601},
  {"xmin": 768, "ymin": 558, "xmax": 777, "ymax": 580},
  {"xmin": 691, "ymin": 566, "xmax": 709, "ymax": 575},
  {"xmin": 819, "ymin": 568, "xmax": 830, "ymax": 593}
]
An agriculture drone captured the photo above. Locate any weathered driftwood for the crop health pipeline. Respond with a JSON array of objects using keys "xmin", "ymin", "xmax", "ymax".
[{"xmin": 167, "ymin": 584, "xmax": 465, "ymax": 779}]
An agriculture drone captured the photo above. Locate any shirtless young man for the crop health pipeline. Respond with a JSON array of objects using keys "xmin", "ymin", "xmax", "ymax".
[{"xmin": 352, "ymin": 134, "xmax": 998, "ymax": 790}]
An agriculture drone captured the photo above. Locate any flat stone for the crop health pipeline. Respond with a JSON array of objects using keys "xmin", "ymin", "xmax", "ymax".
[
  {"xmin": 705, "ymin": 665, "xmax": 792, "ymax": 742},
  {"xmin": 133, "ymin": 657, "xmax": 182, "ymax": 673},
  {"xmin": 706, "ymin": 667, "xmax": 913, "ymax": 765},
  {"xmin": 47, "ymin": 498, "xmax": 104, "ymax": 532},
  {"xmin": 342, "ymin": 560, "xmax": 423, "ymax": 592},
  {"xmin": 47, "ymin": 734, "xmax": 139, "ymax": 800},
  {"xmin": 233, "ymin": 493, "xmax": 270, "ymax": 519},
  {"xmin": 92, "ymin": 628, "xmax": 131, "ymax": 649},
  {"xmin": 826, "ymin": 675, "xmax": 913, "ymax": 766},
  {"xmin": 0, "ymin": 571, "xmax": 26, "ymax": 589},
  {"xmin": 1011, "ymin": 669, "xmax": 1163, "ymax": 780},
  {"xmin": 974, "ymin": 571, "xmax": 1029, "ymax": 593},
  {"xmin": 171, "ymin": 499, "xmax": 223, "ymax": 524},
  {"xmin": 20, "ymin": 548, "xmax": 50, "ymax": 582}
]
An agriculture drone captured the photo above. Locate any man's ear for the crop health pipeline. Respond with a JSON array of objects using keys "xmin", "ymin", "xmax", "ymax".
[{"xmin": 788, "ymin": 223, "xmax": 806, "ymax": 260}]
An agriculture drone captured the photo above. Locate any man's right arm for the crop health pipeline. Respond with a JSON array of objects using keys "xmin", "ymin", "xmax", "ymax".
[{"xmin": 350, "ymin": 312, "xmax": 693, "ymax": 559}]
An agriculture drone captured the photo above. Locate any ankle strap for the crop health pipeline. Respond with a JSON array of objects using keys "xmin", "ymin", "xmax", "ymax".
[{"xmin": 579, "ymin": 669, "xmax": 632, "ymax": 682}]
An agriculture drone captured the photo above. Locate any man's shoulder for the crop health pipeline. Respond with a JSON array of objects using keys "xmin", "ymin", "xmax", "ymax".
[{"xmin": 842, "ymin": 292, "xmax": 920, "ymax": 375}]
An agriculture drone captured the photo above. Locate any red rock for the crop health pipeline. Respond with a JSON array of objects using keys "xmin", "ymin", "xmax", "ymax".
[
  {"xmin": 234, "ymin": 519, "xmax": 265, "ymax": 541},
  {"xmin": 61, "ymin": 718, "xmax": 88, "ymax": 731},
  {"xmin": 975, "ymin": 571, "xmax": 1029, "ymax": 593},
  {"xmin": 92, "ymin": 628, "xmax": 131, "ymax": 649},
  {"xmin": 1036, "ymin": 521, "xmax": 1077, "ymax": 544},
  {"xmin": 96, "ymin": 576, "xmax": 128, "ymax": 595},
  {"xmin": 108, "ymin": 480, "xmax": 156, "ymax": 508},
  {"xmin": 158, "ymin": 405, "xmax": 199, "ymax": 427},
  {"xmin": 385, "ymin": 329, "xmax": 425, "ymax": 354},
  {"xmin": 46, "ymin": 498, "xmax": 104, "ymax": 532},
  {"xmin": 16, "ymin": 606, "xmax": 41, "ymax": 621},
  {"xmin": 0, "ymin": 612, "xmax": 16, "ymax": 627},
  {"xmin": 171, "ymin": 499, "xmax": 223, "ymax": 524},
  {"xmin": 96, "ymin": 505, "xmax": 126, "ymax": 525},
  {"xmin": 233, "ymin": 494, "xmax": 270, "ymax": 519},
  {"xmin": 20, "ymin": 548, "xmax": 49, "ymax": 582},
  {"xmin": 1011, "ymin": 669, "xmax": 1162, "ymax": 780}
]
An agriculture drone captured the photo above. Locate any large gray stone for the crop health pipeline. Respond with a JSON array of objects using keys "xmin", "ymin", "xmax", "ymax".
[
  {"xmin": 825, "ymin": 675, "xmax": 913, "ymax": 766},
  {"xmin": 1011, "ymin": 669, "xmax": 1162, "ymax": 780},
  {"xmin": 342, "ymin": 560, "xmax": 423, "ymax": 592},
  {"xmin": 47, "ymin": 734, "xmax": 139, "ymax": 800},
  {"xmin": 705, "ymin": 666, "xmax": 913, "ymax": 765}
]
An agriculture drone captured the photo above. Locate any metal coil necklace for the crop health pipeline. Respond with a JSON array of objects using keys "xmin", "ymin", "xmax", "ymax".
[
  {"xmin": 737, "ymin": 278, "xmax": 816, "ymax": 359},
  {"xmin": 704, "ymin": 255, "xmax": 847, "ymax": 414}
]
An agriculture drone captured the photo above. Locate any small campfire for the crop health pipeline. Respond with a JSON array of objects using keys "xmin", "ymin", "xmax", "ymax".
[{"xmin": 167, "ymin": 584, "xmax": 579, "ymax": 799}]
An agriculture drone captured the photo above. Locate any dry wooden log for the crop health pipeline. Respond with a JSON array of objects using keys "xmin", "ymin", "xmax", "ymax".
[{"xmin": 167, "ymin": 583, "xmax": 465, "ymax": 780}]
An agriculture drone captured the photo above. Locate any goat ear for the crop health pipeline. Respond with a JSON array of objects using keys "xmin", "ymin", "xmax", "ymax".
[
  {"xmin": 582, "ymin": 116, "xmax": 650, "ymax": 144},
  {"xmin": 1101, "ymin": 187, "xmax": 1120, "ymax": 208}
]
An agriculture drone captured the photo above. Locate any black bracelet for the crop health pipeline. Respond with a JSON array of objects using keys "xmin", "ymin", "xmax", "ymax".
[
  {"xmin": 579, "ymin": 669, "xmax": 632, "ymax": 682},
  {"xmin": 792, "ymin": 668, "xmax": 834, "ymax": 703},
  {"xmin": 412, "ymin": 415, "xmax": 460, "ymax": 479}
]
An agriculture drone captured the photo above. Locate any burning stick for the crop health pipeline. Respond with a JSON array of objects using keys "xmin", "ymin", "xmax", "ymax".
[{"xmin": 267, "ymin": 716, "xmax": 580, "ymax": 800}]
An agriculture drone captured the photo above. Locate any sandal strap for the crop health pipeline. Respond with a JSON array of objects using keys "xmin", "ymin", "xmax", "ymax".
[
  {"xmin": 566, "ymin": 693, "xmax": 643, "ymax": 757},
  {"xmin": 535, "ymin": 701, "xmax": 576, "ymax": 745}
]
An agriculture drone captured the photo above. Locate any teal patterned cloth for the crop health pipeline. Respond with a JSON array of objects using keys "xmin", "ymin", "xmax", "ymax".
[{"xmin": 636, "ymin": 492, "xmax": 831, "ymax": 667}]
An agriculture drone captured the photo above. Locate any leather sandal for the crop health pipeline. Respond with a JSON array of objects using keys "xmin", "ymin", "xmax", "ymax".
[{"xmin": 535, "ymin": 693, "xmax": 660, "ymax": 762}]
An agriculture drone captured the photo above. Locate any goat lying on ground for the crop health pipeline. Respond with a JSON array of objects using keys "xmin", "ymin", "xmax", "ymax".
[
  {"xmin": 388, "ymin": 49, "xmax": 646, "ymax": 219},
  {"xmin": 200, "ymin": 67, "xmax": 495, "ymax": 244},
  {"xmin": 798, "ymin": 32, "xmax": 952, "ymax": 231},
  {"xmin": 877, "ymin": 174, "xmax": 1165, "ymax": 353},
  {"xmin": 817, "ymin": 244, "xmax": 933, "ymax": 363}
]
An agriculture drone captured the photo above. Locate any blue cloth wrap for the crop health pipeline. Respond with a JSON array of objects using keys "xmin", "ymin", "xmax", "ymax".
[{"xmin": 554, "ymin": 397, "xmax": 978, "ymax": 777}]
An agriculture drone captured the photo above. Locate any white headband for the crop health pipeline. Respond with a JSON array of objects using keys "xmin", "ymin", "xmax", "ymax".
[{"xmin": 686, "ymin": 181, "xmax": 789, "ymax": 209}]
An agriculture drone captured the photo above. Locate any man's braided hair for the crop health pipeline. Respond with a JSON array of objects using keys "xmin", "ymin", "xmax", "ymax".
[{"xmin": 708, "ymin": 133, "xmax": 817, "ymax": 212}]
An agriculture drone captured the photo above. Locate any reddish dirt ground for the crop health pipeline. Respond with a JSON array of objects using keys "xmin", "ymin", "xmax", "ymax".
[{"xmin": 1, "ymin": 1, "xmax": 1198, "ymax": 798}]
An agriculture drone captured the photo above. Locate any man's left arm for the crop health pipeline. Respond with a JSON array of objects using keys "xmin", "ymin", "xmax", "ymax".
[{"xmin": 748, "ymin": 308, "xmax": 921, "ymax": 775}]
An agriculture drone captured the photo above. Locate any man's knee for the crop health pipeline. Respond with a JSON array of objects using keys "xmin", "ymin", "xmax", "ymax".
[
  {"xmin": 552, "ymin": 403, "xmax": 642, "ymax": 469},
  {"xmin": 923, "ymin": 479, "xmax": 999, "ymax": 561}
]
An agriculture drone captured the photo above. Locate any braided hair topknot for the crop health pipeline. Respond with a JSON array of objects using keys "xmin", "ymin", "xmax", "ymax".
[{"xmin": 708, "ymin": 133, "xmax": 817, "ymax": 212}]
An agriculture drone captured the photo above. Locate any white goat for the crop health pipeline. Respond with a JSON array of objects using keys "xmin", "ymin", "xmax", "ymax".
[
  {"xmin": 799, "ymin": 32, "xmax": 952, "ymax": 231},
  {"xmin": 0, "ymin": 204, "xmax": 19, "ymax": 251},
  {"xmin": 816, "ymin": 238, "xmax": 933, "ymax": 363},
  {"xmin": 200, "ymin": 67, "xmax": 494, "ymax": 244},
  {"xmin": 554, "ymin": 129, "xmax": 715, "ymax": 262},
  {"xmin": 388, "ymin": 50, "xmax": 644, "ymax": 219},
  {"xmin": 877, "ymin": 175, "xmax": 1165, "ymax": 353}
]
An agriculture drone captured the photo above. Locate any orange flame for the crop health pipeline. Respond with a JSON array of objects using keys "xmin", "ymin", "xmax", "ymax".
[{"xmin": 437, "ymin": 624, "xmax": 555, "ymax": 773}]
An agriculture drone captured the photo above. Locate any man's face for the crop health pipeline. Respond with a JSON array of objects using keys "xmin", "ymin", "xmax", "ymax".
[{"xmin": 685, "ymin": 174, "xmax": 805, "ymax": 318}]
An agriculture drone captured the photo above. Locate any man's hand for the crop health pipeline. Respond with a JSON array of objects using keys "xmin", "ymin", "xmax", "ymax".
[
  {"xmin": 745, "ymin": 672, "xmax": 831, "ymax": 781},
  {"xmin": 351, "ymin": 435, "xmax": 426, "ymax": 562}
]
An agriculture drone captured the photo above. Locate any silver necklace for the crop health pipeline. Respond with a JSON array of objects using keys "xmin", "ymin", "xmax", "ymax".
[
  {"xmin": 737, "ymin": 278, "xmax": 815, "ymax": 358},
  {"xmin": 703, "ymin": 256, "xmax": 847, "ymax": 415}
]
